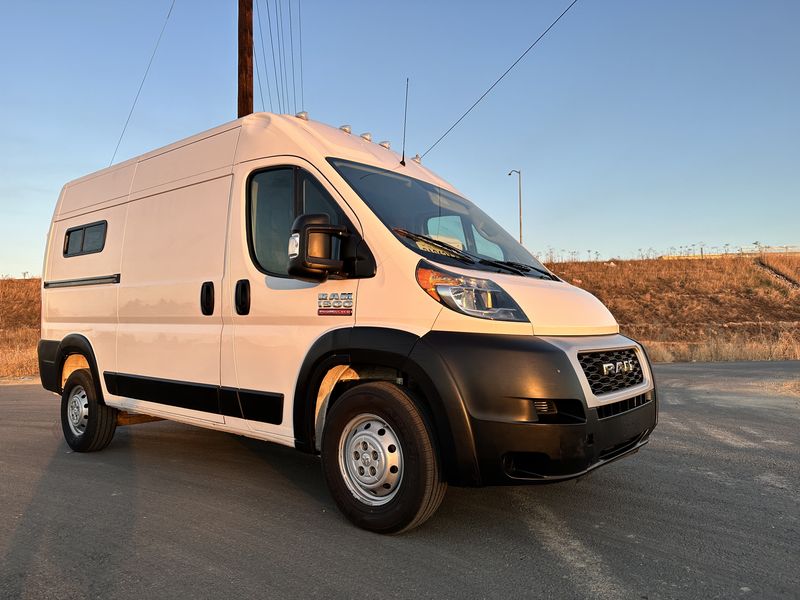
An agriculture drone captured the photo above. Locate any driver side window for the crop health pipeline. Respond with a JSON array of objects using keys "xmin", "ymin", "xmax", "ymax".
[{"xmin": 249, "ymin": 167, "xmax": 345, "ymax": 276}]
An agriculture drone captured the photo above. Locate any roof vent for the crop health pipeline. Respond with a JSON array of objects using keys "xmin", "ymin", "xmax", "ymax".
[
  {"xmin": 295, "ymin": 111, "xmax": 309, "ymax": 121},
  {"xmin": 360, "ymin": 132, "xmax": 372, "ymax": 142},
  {"xmin": 378, "ymin": 141, "xmax": 391, "ymax": 149},
  {"xmin": 412, "ymin": 154, "xmax": 422, "ymax": 164},
  {"xmin": 339, "ymin": 125, "xmax": 352, "ymax": 134}
]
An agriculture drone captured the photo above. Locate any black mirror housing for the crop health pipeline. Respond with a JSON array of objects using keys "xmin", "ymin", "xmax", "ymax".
[{"xmin": 288, "ymin": 214, "xmax": 348, "ymax": 282}]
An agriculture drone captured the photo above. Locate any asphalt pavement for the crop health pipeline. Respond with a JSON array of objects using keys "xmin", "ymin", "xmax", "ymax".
[{"xmin": 1, "ymin": 362, "xmax": 798, "ymax": 599}]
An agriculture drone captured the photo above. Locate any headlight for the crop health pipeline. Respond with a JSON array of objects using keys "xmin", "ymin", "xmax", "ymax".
[{"xmin": 415, "ymin": 261, "xmax": 529, "ymax": 322}]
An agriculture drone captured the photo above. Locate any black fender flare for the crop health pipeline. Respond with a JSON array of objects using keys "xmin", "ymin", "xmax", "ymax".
[
  {"xmin": 292, "ymin": 327, "xmax": 481, "ymax": 486},
  {"xmin": 38, "ymin": 334, "xmax": 105, "ymax": 403}
]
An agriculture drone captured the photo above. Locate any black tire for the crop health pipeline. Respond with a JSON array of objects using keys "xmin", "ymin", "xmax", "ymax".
[
  {"xmin": 61, "ymin": 368, "xmax": 117, "ymax": 452},
  {"xmin": 321, "ymin": 381, "xmax": 447, "ymax": 534}
]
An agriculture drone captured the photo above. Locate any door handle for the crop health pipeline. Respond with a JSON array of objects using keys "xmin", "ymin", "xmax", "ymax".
[
  {"xmin": 200, "ymin": 281, "xmax": 215, "ymax": 315},
  {"xmin": 235, "ymin": 279, "xmax": 250, "ymax": 315}
]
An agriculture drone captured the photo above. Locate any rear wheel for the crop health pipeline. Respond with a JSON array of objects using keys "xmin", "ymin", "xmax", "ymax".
[
  {"xmin": 61, "ymin": 368, "xmax": 117, "ymax": 452},
  {"xmin": 321, "ymin": 381, "xmax": 447, "ymax": 534}
]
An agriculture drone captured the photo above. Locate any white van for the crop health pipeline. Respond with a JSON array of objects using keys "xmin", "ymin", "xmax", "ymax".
[{"xmin": 39, "ymin": 112, "xmax": 657, "ymax": 533}]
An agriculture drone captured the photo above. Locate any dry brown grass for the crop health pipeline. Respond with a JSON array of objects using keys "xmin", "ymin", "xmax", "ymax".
[
  {"xmin": 0, "ymin": 278, "xmax": 40, "ymax": 378},
  {"xmin": 548, "ymin": 256, "xmax": 800, "ymax": 363},
  {"xmin": 0, "ymin": 326, "xmax": 39, "ymax": 378},
  {"xmin": 1, "ymin": 257, "xmax": 799, "ymax": 372},
  {"xmin": 761, "ymin": 253, "xmax": 800, "ymax": 284}
]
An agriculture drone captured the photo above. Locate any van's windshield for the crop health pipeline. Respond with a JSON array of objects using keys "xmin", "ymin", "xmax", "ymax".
[{"xmin": 328, "ymin": 158, "xmax": 554, "ymax": 279}]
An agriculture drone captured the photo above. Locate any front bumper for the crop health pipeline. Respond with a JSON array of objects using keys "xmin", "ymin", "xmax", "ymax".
[
  {"xmin": 415, "ymin": 331, "xmax": 658, "ymax": 485},
  {"xmin": 472, "ymin": 394, "xmax": 656, "ymax": 484}
]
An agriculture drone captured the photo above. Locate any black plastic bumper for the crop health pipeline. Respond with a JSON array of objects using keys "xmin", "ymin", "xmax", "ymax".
[
  {"xmin": 415, "ymin": 331, "xmax": 658, "ymax": 486},
  {"xmin": 472, "ymin": 397, "xmax": 656, "ymax": 484}
]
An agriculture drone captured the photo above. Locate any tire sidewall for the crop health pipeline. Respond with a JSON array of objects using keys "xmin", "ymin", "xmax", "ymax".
[
  {"xmin": 322, "ymin": 383, "xmax": 438, "ymax": 533},
  {"xmin": 61, "ymin": 369, "xmax": 100, "ymax": 452}
]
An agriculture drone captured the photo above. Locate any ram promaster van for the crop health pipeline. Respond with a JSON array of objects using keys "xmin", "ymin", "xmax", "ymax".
[{"xmin": 39, "ymin": 113, "xmax": 657, "ymax": 533}]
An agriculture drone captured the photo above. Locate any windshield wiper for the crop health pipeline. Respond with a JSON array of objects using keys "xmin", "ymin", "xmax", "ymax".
[
  {"xmin": 393, "ymin": 228, "xmax": 556, "ymax": 279},
  {"xmin": 392, "ymin": 228, "xmax": 476, "ymax": 265},
  {"xmin": 476, "ymin": 258, "xmax": 527, "ymax": 276},
  {"xmin": 484, "ymin": 259, "xmax": 557, "ymax": 280}
]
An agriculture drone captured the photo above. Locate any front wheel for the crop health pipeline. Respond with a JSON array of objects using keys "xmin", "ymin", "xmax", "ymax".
[
  {"xmin": 61, "ymin": 368, "xmax": 117, "ymax": 452},
  {"xmin": 321, "ymin": 381, "xmax": 447, "ymax": 534}
]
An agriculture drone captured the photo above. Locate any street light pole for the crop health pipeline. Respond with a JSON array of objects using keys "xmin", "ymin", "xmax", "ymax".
[{"xmin": 508, "ymin": 169, "xmax": 522, "ymax": 245}]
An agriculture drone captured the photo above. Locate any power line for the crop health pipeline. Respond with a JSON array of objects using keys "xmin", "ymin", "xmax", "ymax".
[
  {"xmin": 264, "ymin": 0, "xmax": 283, "ymax": 112},
  {"xmin": 254, "ymin": 0, "xmax": 274, "ymax": 111},
  {"xmin": 421, "ymin": 0, "xmax": 580, "ymax": 158},
  {"xmin": 298, "ymin": 0, "xmax": 304, "ymax": 109},
  {"xmin": 288, "ymin": 0, "xmax": 297, "ymax": 114},
  {"xmin": 276, "ymin": 0, "xmax": 289, "ymax": 113},
  {"xmin": 254, "ymin": 45, "xmax": 265, "ymax": 111},
  {"xmin": 110, "ymin": 0, "xmax": 177, "ymax": 166}
]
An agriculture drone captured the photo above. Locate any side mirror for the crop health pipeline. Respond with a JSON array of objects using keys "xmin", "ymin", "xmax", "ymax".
[{"xmin": 288, "ymin": 214, "xmax": 348, "ymax": 282}]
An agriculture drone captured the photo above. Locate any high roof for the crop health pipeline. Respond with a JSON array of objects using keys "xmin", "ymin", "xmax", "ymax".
[
  {"xmin": 64, "ymin": 112, "xmax": 457, "ymax": 193},
  {"xmin": 56, "ymin": 112, "xmax": 461, "ymax": 218},
  {"xmin": 237, "ymin": 113, "xmax": 457, "ymax": 192}
]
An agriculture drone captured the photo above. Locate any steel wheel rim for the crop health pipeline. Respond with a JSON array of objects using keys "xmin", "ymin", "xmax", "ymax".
[
  {"xmin": 338, "ymin": 413, "xmax": 404, "ymax": 506},
  {"xmin": 67, "ymin": 385, "xmax": 89, "ymax": 437}
]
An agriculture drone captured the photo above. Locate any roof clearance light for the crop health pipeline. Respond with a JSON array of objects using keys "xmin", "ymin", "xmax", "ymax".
[
  {"xmin": 360, "ymin": 132, "xmax": 372, "ymax": 142},
  {"xmin": 295, "ymin": 111, "xmax": 309, "ymax": 121},
  {"xmin": 379, "ymin": 141, "xmax": 391, "ymax": 149},
  {"xmin": 339, "ymin": 125, "xmax": 352, "ymax": 134}
]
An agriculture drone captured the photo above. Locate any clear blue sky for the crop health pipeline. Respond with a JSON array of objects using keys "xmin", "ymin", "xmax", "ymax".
[{"xmin": 1, "ymin": 0, "xmax": 798, "ymax": 276}]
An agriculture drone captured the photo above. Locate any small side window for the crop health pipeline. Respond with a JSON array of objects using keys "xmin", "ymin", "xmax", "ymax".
[
  {"xmin": 64, "ymin": 221, "xmax": 107, "ymax": 257},
  {"xmin": 82, "ymin": 223, "xmax": 106, "ymax": 253},
  {"xmin": 65, "ymin": 229, "xmax": 84, "ymax": 255}
]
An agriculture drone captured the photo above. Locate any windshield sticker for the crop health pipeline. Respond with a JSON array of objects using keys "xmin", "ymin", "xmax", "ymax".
[
  {"xmin": 415, "ymin": 240, "xmax": 457, "ymax": 256},
  {"xmin": 318, "ymin": 292, "xmax": 354, "ymax": 316}
]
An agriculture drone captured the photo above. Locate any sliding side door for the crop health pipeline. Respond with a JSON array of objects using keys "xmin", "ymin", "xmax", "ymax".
[{"xmin": 110, "ymin": 176, "xmax": 233, "ymax": 424}]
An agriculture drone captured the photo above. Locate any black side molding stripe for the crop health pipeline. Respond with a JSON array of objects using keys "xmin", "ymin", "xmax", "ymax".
[
  {"xmin": 104, "ymin": 372, "xmax": 219, "ymax": 413},
  {"xmin": 238, "ymin": 388, "xmax": 284, "ymax": 424},
  {"xmin": 103, "ymin": 372, "xmax": 283, "ymax": 425},
  {"xmin": 43, "ymin": 274, "xmax": 121, "ymax": 289}
]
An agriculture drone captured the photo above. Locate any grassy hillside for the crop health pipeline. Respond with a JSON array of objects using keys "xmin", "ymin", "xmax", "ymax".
[
  {"xmin": 548, "ymin": 256, "xmax": 800, "ymax": 362},
  {"xmin": 1, "ymin": 255, "xmax": 799, "ymax": 377},
  {"xmin": 0, "ymin": 277, "xmax": 40, "ymax": 377},
  {"xmin": 761, "ymin": 253, "xmax": 800, "ymax": 283}
]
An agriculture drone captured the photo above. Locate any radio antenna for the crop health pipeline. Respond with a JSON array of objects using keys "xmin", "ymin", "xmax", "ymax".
[{"xmin": 400, "ymin": 77, "xmax": 409, "ymax": 166}]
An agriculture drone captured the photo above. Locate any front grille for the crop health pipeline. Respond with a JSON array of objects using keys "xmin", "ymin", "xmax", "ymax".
[
  {"xmin": 578, "ymin": 348, "xmax": 644, "ymax": 395},
  {"xmin": 596, "ymin": 393, "xmax": 651, "ymax": 419}
]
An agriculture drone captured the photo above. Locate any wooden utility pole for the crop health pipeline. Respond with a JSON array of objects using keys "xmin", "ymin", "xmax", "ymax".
[{"xmin": 238, "ymin": 0, "xmax": 253, "ymax": 118}]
